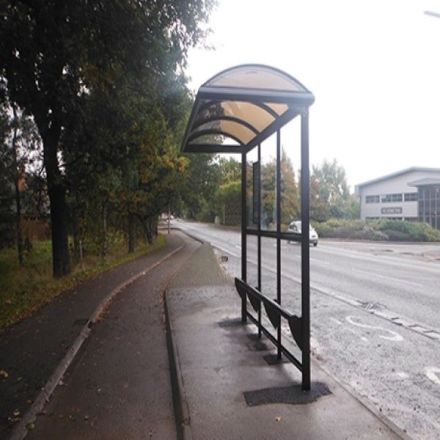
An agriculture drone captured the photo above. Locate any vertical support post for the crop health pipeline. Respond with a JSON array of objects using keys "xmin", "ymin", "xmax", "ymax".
[
  {"xmin": 300, "ymin": 109, "xmax": 311, "ymax": 391},
  {"xmin": 276, "ymin": 130, "xmax": 282, "ymax": 359},
  {"xmin": 241, "ymin": 151, "xmax": 247, "ymax": 323},
  {"xmin": 257, "ymin": 144, "xmax": 262, "ymax": 338}
]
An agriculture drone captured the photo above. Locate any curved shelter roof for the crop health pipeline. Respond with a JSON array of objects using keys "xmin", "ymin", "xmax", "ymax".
[{"xmin": 181, "ymin": 64, "xmax": 315, "ymax": 154}]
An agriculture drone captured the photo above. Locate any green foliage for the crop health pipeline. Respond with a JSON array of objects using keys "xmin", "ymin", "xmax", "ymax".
[
  {"xmin": 314, "ymin": 219, "xmax": 440, "ymax": 242},
  {"xmin": 179, "ymin": 150, "xmax": 300, "ymax": 227},
  {"xmin": 216, "ymin": 180, "xmax": 241, "ymax": 225},
  {"xmin": 0, "ymin": 235, "xmax": 165, "ymax": 329},
  {"xmin": 376, "ymin": 219, "xmax": 440, "ymax": 242},
  {"xmin": 0, "ymin": 108, "xmax": 14, "ymax": 248},
  {"xmin": 311, "ymin": 159, "xmax": 351, "ymax": 221},
  {"xmin": 179, "ymin": 154, "xmax": 220, "ymax": 219},
  {"xmin": 280, "ymin": 150, "xmax": 299, "ymax": 226},
  {"xmin": 256, "ymin": 150, "xmax": 299, "ymax": 228},
  {"xmin": 0, "ymin": 0, "xmax": 214, "ymax": 276}
]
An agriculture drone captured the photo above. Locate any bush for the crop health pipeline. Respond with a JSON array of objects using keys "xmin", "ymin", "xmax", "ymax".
[{"xmin": 313, "ymin": 219, "xmax": 440, "ymax": 242}]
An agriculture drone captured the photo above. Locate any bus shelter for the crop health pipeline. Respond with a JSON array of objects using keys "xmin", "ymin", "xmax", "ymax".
[{"xmin": 181, "ymin": 65, "xmax": 315, "ymax": 390}]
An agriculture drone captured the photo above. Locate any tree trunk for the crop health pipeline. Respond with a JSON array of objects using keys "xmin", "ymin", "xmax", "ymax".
[
  {"xmin": 42, "ymin": 131, "xmax": 70, "ymax": 278},
  {"xmin": 47, "ymin": 182, "xmax": 71, "ymax": 277},
  {"xmin": 11, "ymin": 109, "xmax": 24, "ymax": 266},
  {"xmin": 14, "ymin": 177, "xmax": 24, "ymax": 267},
  {"xmin": 127, "ymin": 212, "xmax": 135, "ymax": 253},
  {"xmin": 72, "ymin": 215, "xmax": 80, "ymax": 263},
  {"xmin": 100, "ymin": 203, "xmax": 108, "ymax": 259}
]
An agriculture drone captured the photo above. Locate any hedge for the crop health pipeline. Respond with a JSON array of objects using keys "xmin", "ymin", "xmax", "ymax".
[{"xmin": 313, "ymin": 219, "xmax": 440, "ymax": 242}]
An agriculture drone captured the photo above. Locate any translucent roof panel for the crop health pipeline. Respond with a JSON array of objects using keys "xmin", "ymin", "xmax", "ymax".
[
  {"xmin": 181, "ymin": 64, "xmax": 314, "ymax": 154},
  {"xmin": 266, "ymin": 102, "xmax": 289, "ymax": 116},
  {"xmin": 190, "ymin": 119, "xmax": 256, "ymax": 145},
  {"xmin": 203, "ymin": 65, "xmax": 308, "ymax": 93},
  {"xmin": 194, "ymin": 100, "xmax": 277, "ymax": 132}
]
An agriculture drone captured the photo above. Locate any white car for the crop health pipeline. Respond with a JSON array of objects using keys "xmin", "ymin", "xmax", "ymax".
[{"xmin": 287, "ymin": 221, "xmax": 319, "ymax": 246}]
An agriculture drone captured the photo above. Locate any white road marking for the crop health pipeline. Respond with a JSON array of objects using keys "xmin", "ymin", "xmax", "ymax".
[
  {"xmin": 346, "ymin": 316, "xmax": 404, "ymax": 341},
  {"xmin": 425, "ymin": 367, "xmax": 440, "ymax": 386},
  {"xmin": 395, "ymin": 371, "xmax": 409, "ymax": 379},
  {"xmin": 329, "ymin": 317, "xmax": 370, "ymax": 342}
]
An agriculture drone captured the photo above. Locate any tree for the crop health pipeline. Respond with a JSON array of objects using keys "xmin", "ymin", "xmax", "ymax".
[
  {"xmin": 0, "ymin": 96, "xmax": 15, "ymax": 249},
  {"xmin": 179, "ymin": 154, "xmax": 221, "ymax": 220},
  {"xmin": 0, "ymin": 0, "xmax": 214, "ymax": 276},
  {"xmin": 260, "ymin": 150, "xmax": 299, "ymax": 228},
  {"xmin": 218, "ymin": 157, "xmax": 241, "ymax": 184},
  {"xmin": 0, "ymin": 92, "xmax": 40, "ymax": 262},
  {"xmin": 280, "ymin": 150, "xmax": 299, "ymax": 226},
  {"xmin": 310, "ymin": 159, "xmax": 351, "ymax": 221}
]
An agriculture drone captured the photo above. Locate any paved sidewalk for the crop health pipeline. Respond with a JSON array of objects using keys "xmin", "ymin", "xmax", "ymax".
[
  {"xmin": 166, "ymin": 243, "xmax": 408, "ymax": 440},
  {"xmin": 0, "ymin": 232, "xmax": 193, "ymax": 439},
  {"xmin": 25, "ymin": 232, "xmax": 199, "ymax": 439},
  {"xmin": 1, "ymin": 231, "xmax": 410, "ymax": 439}
]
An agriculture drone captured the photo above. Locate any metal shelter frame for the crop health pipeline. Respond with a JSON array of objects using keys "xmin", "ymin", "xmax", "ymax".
[{"xmin": 181, "ymin": 64, "xmax": 315, "ymax": 390}]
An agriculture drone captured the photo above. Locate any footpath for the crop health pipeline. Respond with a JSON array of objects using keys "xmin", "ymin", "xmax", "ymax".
[{"xmin": 0, "ymin": 231, "xmax": 408, "ymax": 439}]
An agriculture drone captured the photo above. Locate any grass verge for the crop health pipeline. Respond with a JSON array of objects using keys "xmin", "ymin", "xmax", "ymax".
[{"xmin": 0, "ymin": 235, "xmax": 165, "ymax": 330}]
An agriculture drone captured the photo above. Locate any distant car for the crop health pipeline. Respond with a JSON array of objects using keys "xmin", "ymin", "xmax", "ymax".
[{"xmin": 287, "ymin": 221, "xmax": 319, "ymax": 246}]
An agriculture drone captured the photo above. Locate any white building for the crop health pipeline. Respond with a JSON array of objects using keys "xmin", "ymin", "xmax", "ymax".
[{"xmin": 356, "ymin": 167, "xmax": 440, "ymax": 228}]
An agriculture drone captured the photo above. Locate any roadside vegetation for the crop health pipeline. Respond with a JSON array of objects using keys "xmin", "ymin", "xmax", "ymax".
[
  {"xmin": 178, "ymin": 156, "xmax": 359, "ymax": 227},
  {"xmin": 180, "ymin": 156, "xmax": 440, "ymax": 243},
  {"xmin": 0, "ymin": 235, "xmax": 165, "ymax": 330},
  {"xmin": 314, "ymin": 219, "xmax": 440, "ymax": 242},
  {"xmin": 0, "ymin": 1, "xmax": 215, "ymax": 328}
]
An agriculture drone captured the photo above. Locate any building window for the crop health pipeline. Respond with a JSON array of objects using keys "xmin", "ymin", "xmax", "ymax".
[
  {"xmin": 381, "ymin": 193, "xmax": 402, "ymax": 203},
  {"xmin": 404, "ymin": 192, "xmax": 418, "ymax": 202},
  {"xmin": 366, "ymin": 195, "xmax": 380, "ymax": 203},
  {"xmin": 418, "ymin": 185, "xmax": 440, "ymax": 229}
]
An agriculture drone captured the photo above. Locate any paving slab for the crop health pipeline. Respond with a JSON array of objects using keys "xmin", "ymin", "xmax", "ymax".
[
  {"xmin": 0, "ymin": 232, "xmax": 189, "ymax": 439},
  {"xmin": 166, "ymin": 243, "xmax": 406, "ymax": 440},
  {"xmin": 25, "ymin": 232, "xmax": 200, "ymax": 439}
]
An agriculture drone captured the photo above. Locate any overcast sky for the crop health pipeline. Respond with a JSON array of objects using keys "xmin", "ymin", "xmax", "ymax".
[{"xmin": 186, "ymin": 0, "xmax": 440, "ymax": 189}]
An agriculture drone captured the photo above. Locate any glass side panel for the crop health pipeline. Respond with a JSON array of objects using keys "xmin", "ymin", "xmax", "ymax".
[
  {"xmin": 246, "ymin": 148, "xmax": 259, "ymax": 230},
  {"xmin": 246, "ymin": 234, "xmax": 258, "ymax": 289},
  {"xmin": 260, "ymin": 134, "xmax": 277, "ymax": 231},
  {"xmin": 280, "ymin": 120, "xmax": 301, "ymax": 232},
  {"xmin": 205, "ymin": 65, "xmax": 306, "ymax": 92},
  {"xmin": 261, "ymin": 237, "xmax": 277, "ymax": 302}
]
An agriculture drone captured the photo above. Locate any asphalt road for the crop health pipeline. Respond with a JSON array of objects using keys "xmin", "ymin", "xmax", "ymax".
[{"xmin": 175, "ymin": 220, "xmax": 440, "ymax": 440}]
